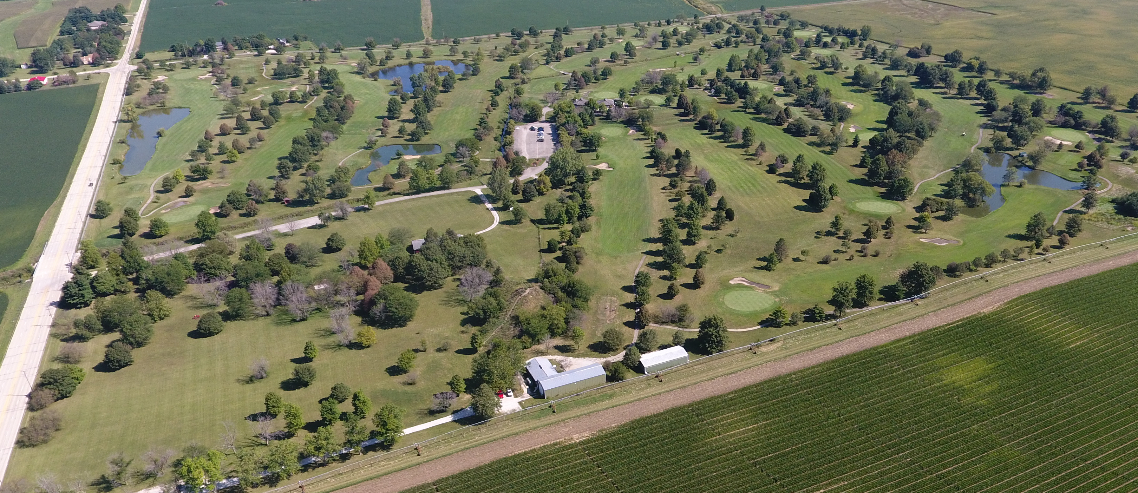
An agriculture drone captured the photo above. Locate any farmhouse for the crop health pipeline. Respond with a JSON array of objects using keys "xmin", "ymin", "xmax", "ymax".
[
  {"xmin": 525, "ymin": 357, "xmax": 606, "ymax": 400},
  {"xmin": 640, "ymin": 346, "xmax": 689, "ymax": 374},
  {"xmin": 87, "ymin": 20, "xmax": 106, "ymax": 30}
]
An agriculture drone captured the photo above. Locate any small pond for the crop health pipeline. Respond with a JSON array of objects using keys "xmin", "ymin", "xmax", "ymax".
[
  {"xmin": 350, "ymin": 143, "xmax": 442, "ymax": 187},
  {"xmin": 120, "ymin": 108, "xmax": 191, "ymax": 176},
  {"xmin": 964, "ymin": 153, "xmax": 1082, "ymax": 216},
  {"xmin": 376, "ymin": 60, "xmax": 466, "ymax": 94}
]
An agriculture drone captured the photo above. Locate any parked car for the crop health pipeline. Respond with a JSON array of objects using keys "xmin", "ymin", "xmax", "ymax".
[
  {"xmin": 506, "ymin": 388, "xmax": 514, "ymax": 397},
  {"xmin": 538, "ymin": 127, "xmax": 545, "ymax": 132},
  {"xmin": 537, "ymin": 137, "xmax": 544, "ymax": 142},
  {"xmin": 530, "ymin": 126, "xmax": 535, "ymax": 131}
]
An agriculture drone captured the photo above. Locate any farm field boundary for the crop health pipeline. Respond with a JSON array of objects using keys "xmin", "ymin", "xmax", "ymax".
[{"xmin": 254, "ymin": 231, "xmax": 1138, "ymax": 493}]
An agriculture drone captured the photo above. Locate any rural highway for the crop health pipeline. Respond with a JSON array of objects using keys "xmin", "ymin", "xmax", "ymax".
[{"xmin": 0, "ymin": 0, "xmax": 149, "ymax": 482}]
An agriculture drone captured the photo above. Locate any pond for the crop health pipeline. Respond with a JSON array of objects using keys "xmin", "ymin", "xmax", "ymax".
[
  {"xmin": 376, "ymin": 60, "xmax": 466, "ymax": 94},
  {"xmin": 964, "ymin": 153, "xmax": 1083, "ymax": 216},
  {"xmin": 350, "ymin": 143, "xmax": 442, "ymax": 187},
  {"xmin": 120, "ymin": 108, "xmax": 191, "ymax": 176}
]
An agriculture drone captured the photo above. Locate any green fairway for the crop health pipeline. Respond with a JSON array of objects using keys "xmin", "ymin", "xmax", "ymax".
[
  {"xmin": 139, "ymin": 0, "xmax": 423, "ymax": 53},
  {"xmin": 0, "ymin": 84, "xmax": 100, "ymax": 269},
  {"xmin": 429, "ymin": 0, "xmax": 699, "ymax": 40},
  {"xmin": 407, "ymin": 261, "xmax": 1138, "ymax": 492},
  {"xmin": 720, "ymin": 288, "xmax": 776, "ymax": 313},
  {"xmin": 851, "ymin": 199, "xmax": 904, "ymax": 214}
]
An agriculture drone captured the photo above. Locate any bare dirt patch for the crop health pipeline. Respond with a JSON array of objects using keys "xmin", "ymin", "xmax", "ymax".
[
  {"xmin": 920, "ymin": 237, "xmax": 961, "ymax": 246},
  {"xmin": 342, "ymin": 249, "xmax": 1138, "ymax": 493},
  {"xmin": 729, "ymin": 277, "xmax": 772, "ymax": 290},
  {"xmin": 597, "ymin": 296, "xmax": 617, "ymax": 324}
]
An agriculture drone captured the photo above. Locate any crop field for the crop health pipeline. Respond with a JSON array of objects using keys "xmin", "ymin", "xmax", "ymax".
[
  {"xmin": 794, "ymin": 0, "xmax": 1138, "ymax": 95},
  {"xmin": 138, "ymin": 0, "xmax": 422, "ymax": 53},
  {"xmin": 713, "ymin": 0, "xmax": 845, "ymax": 13},
  {"xmin": 0, "ymin": 83, "xmax": 99, "ymax": 270},
  {"xmin": 428, "ymin": 0, "xmax": 699, "ymax": 40},
  {"xmin": 408, "ymin": 262, "xmax": 1138, "ymax": 492}
]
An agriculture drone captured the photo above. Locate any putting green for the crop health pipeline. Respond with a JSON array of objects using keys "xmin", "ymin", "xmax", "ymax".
[
  {"xmin": 599, "ymin": 126, "xmax": 628, "ymax": 137},
  {"xmin": 1047, "ymin": 128, "xmax": 1085, "ymax": 144},
  {"xmin": 721, "ymin": 289, "xmax": 777, "ymax": 313},
  {"xmin": 852, "ymin": 200, "xmax": 905, "ymax": 215},
  {"xmin": 590, "ymin": 91, "xmax": 619, "ymax": 100}
]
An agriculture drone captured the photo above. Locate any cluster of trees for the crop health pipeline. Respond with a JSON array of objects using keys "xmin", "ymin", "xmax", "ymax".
[
  {"xmin": 18, "ymin": 366, "xmax": 86, "ymax": 446},
  {"xmin": 988, "ymin": 94, "xmax": 1049, "ymax": 150},
  {"xmin": 858, "ymin": 101, "xmax": 942, "ymax": 200},
  {"xmin": 28, "ymin": 5, "xmax": 127, "ymax": 72}
]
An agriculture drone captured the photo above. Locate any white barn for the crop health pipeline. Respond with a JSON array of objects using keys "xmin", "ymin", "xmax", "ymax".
[{"xmin": 640, "ymin": 346, "xmax": 689, "ymax": 374}]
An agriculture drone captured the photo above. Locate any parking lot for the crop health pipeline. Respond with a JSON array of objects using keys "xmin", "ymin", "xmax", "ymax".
[{"xmin": 513, "ymin": 122, "xmax": 556, "ymax": 160}]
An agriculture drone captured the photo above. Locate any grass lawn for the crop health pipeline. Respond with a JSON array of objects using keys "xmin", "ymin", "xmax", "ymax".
[
  {"xmin": 138, "ymin": 0, "xmax": 423, "ymax": 53},
  {"xmin": 409, "ymin": 261, "xmax": 1138, "ymax": 492},
  {"xmin": 0, "ymin": 83, "xmax": 101, "ymax": 270}
]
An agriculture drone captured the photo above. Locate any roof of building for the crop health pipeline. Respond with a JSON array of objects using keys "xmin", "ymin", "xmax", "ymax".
[
  {"xmin": 539, "ymin": 363, "xmax": 605, "ymax": 390},
  {"xmin": 525, "ymin": 357, "xmax": 557, "ymax": 381},
  {"xmin": 88, "ymin": 20, "xmax": 106, "ymax": 29},
  {"xmin": 411, "ymin": 239, "xmax": 425, "ymax": 250},
  {"xmin": 640, "ymin": 346, "xmax": 688, "ymax": 368}
]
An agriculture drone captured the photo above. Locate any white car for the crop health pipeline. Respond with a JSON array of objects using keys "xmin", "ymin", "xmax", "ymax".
[{"xmin": 506, "ymin": 388, "xmax": 514, "ymax": 397}]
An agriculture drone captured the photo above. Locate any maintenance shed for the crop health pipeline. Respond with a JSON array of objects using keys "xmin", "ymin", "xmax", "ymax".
[
  {"xmin": 640, "ymin": 346, "xmax": 689, "ymax": 374},
  {"xmin": 525, "ymin": 357, "xmax": 606, "ymax": 400}
]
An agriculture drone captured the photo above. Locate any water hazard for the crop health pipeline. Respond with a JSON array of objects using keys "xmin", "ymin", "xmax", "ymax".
[
  {"xmin": 350, "ymin": 144, "xmax": 442, "ymax": 187},
  {"xmin": 120, "ymin": 108, "xmax": 191, "ymax": 176},
  {"xmin": 964, "ymin": 153, "xmax": 1083, "ymax": 216},
  {"xmin": 376, "ymin": 61, "xmax": 466, "ymax": 94}
]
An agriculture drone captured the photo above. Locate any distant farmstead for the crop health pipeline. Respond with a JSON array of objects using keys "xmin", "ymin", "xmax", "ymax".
[
  {"xmin": 87, "ymin": 20, "xmax": 107, "ymax": 30},
  {"xmin": 525, "ymin": 357, "xmax": 606, "ymax": 400},
  {"xmin": 640, "ymin": 346, "xmax": 688, "ymax": 374}
]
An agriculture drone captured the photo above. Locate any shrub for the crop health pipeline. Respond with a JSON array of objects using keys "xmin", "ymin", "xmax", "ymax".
[
  {"xmin": 606, "ymin": 361, "xmax": 630, "ymax": 382},
  {"xmin": 26, "ymin": 388, "xmax": 55, "ymax": 411},
  {"xmin": 396, "ymin": 349, "xmax": 416, "ymax": 374},
  {"xmin": 55, "ymin": 343, "xmax": 84, "ymax": 364},
  {"xmin": 196, "ymin": 312, "xmax": 224, "ymax": 337},
  {"xmin": 17, "ymin": 410, "xmax": 62, "ymax": 447},
  {"xmin": 103, "ymin": 342, "xmax": 134, "ymax": 371},
  {"xmin": 37, "ymin": 368, "xmax": 81, "ymax": 399},
  {"xmin": 330, "ymin": 383, "xmax": 352, "ymax": 403},
  {"xmin": 326, "ymin": 232, "xmax": 346, "ymax": 252}
]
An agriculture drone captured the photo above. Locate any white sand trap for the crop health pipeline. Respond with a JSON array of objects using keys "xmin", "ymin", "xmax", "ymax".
[
  {"xmin": 196, "ymin": 74, "xmax": 214, "ymax": 79},
  {"xmin": 591, "ymin": 163, "xmax": 612, "ymax": 170},
  {"xmin": 842, "ymin": 101, "xmax": 855, "ymax": 109},
  {"xmin": 1044, "ymin": 136, "xmax": 1072, "ymax": 146},
  {"xmin": 848, "ymin": 125, "xmax": 860, "ymax": 133},
  {"xmin": 154, "ymin": 76, "xmax": 167, "ymax": 82},
  {"xmin": 920, "ymin": 238, "xmax": 961, "ymax": 245},
  {"xmin": 730, "ymin": 277, "xmax": 772, "ymax": 290}
]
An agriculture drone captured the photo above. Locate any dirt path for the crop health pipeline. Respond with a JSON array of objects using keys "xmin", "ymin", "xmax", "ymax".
[{"xmin": 342, "ymin": 248, "xmax": 1138, "ymax": 493}]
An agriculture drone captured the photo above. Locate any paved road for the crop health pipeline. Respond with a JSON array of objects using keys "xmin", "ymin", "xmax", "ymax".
[{"xmin": 0, "ymin": 0, "xmax": 150, "ymax": 482}]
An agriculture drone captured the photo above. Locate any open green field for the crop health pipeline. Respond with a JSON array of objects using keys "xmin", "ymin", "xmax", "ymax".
[
  {"xmin": 0, "ymin": 83, "xmax": 100, "ymax": 270},
  {"xmin": 408, "ymin": 261, "xmax": 1138, "ymax": 492},
  {"xmin": 793, "ymin": 0, "xmax": 1138, "ymax": 95},
  {"xmin": 429, "ymin": 0, "xmax": 699, "ymax": 40},
  {"xmin": 138, "ymin": 0, "xmax": 422, "ymax": 53}
]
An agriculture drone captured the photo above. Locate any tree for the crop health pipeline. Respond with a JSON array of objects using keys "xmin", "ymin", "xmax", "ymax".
[
  {"xmin": 225, "ymin": 288, "xmax": 254, "ymax": 320},
  {"xmin": 372, "ymin": 404, "xmax": 404, "ymax": 446},
  {"xmin": 319, "ymin": 398, "xmax": 339, "ymax": 424},
  {"xmin": 264, "ymin": 392, "xmax": 284, "ymax": 416},
  {"xmin": 899, "ymin": 262, "xmax": 938, "ymax": 298},
  {"xmin": 102, "ymin": 342, "xmax": 134, "ymax": 370},
  {"xmin": 283, "ymin": 403, "xmax": 304, "ymax": 434},
  {"xmin": 326, "ymin": 232, "xmax": 346, "ymax": 252},
  {"xmin": 470, "ymin": 338, "xmax": 524, "ymax": 389},
  {"xmin": 741, "ymin": 126, "xmax": 756, "ymax": 148},
  {"xmin": 470, "ymin": 384, "xmax": 501, "ymax": 420},
  {"xmin": 773, "ymin": 238, "xmax": 789, "ymax": 262},
  {"xmin": 695, "ymin": 315, "xmax": 728, "ymax": 354},
  {"xmin": 636, "ymin": 328, "xmax": 659, "ymax": 352},
  {"xmin": 547, "ymin": 147, "xmax": 585, "ymax": 187},
  {"xmin": 371, "ymin": 285, "xmax": 418, "ymax": 327},
  {"xmin": 601, "ymin": 327, "xmax": 626, "ymax": 353},
  {"xmin": 142, "ymin": 290, "xmax": 171, "ymax": 321},
  {"xmin": 149, "ymin": 217, "xmax": 170, "ymax": 237},
  {"xmin": 1025, "ymin": 211, "xmax": 1047, "ymax": 247},
  {"xmin": 118, "ymin": 214, "xmax": 139, "ymax": 237},
  {"xmin": 351, "ymin": 390, "xmax": 372, "ymax": 420},
  {"xmin": 693, "ymin": 269, "xmax": 706, "ymax": 288},
  {"xmin": 355, "ymin": 326, "xmax": 377, "ymax": 347},
  {"xmin": 262, "ymin": 441, "xmax": 300, "ymax": 482},
  {"xmin": 195, "ymin": 211, "xmax": 219, "ymax": 240},
  {"xmin": 829, "ymin": 281, "xmax": 854, "ymax": 317},
  {"xmin": 196, "ymin": 312, "xmax": 224, "ymax": 336},
  {"xmin": 293, "ymin": 364, "xmax": 316, "ymax": 387},
  {"xmin": 303, "ymin": 341, "xmax": 318, "ymax": 361},
  {"xmin": 396, "ymin": 349, "xmax": 416, "ymax": 374},
  {"xmin": 93, "ymin": 199, "xmax": 113, "ymax": 219},
  {"xmin": 622, "ymin": 345, "xmax": 641, "ymax": 370},
  {"xmin": 1065, "ymin": 215, "xmax": 1083, "ymax": 237},
  {"xmin": 61, "ymin": 270, "xmax": 94, "ymax": 308},
  {"xmin": 853, "ymin": 274, "xmax": 876, "ymax": 308},
  {"xmin": 173, "ymin": 450, "xmax": 224, "ymax": 490}
]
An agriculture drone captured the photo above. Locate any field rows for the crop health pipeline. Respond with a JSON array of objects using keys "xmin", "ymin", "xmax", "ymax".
[{"xmin": 411, "ymin": 263, "xmax": 1138, "ymax": 492}]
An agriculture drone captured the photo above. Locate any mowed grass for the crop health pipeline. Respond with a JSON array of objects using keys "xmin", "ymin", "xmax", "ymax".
[
  {"xmin": 0, "ymin": 84, "xmax": 100, "ymax": 269},
  {"xmin": 408, "ymin": 262, "xmax": 1138, "ymax": 492},
  {"xmin": 794, "ymin": 0, "xmax": 1138, "ymax": 95},
  {"xmin": 138, "ymin": 0, "xmax": 422, "ymax": 53},
  {"xmin": 429, "ymin": 0, "xmax": 699, "ymax": 40}
]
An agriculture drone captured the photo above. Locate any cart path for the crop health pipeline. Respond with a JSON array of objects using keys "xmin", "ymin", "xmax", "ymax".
[
  {"xmin": 912, "ymin": 127, "xmax": 983, "ymax": 194},
  {"xmin": 341, "ymin": 247, "xmax": 1138, "ymax": 493},
  {"xmin": 1054, "ymin": 176, "xmax": 1112, "ymax": 226},
  {"xmin": 144, "ymin": 187, "xmax": 498, "ymax": 260},
  {"xmin": 140, "ymin": 172, "xmax": 169, "ymax": 217}
]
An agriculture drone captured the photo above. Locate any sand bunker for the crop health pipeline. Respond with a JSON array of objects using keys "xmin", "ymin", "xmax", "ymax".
[
  {"xmin": 1044, "ymin": 136, "xmax": 1072, "ymax": 146},
  {"xmin": 842, "ymin": 101, "xmax": 855, "ymax": 109},
  {"xmin": 920, "ymin": 238, "xmax": 961, "ymax": 246},
  {"xmin": 591, "ymin": 163, "xmax": 612, "ymax": 170},
  {"xmin": 730, "ymin": 277, "xmax": 772, "ymax": 290}
]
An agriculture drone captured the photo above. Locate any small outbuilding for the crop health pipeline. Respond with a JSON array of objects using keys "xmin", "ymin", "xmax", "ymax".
[
  {"xmin": 87, "ymin": 20, "xmax": 106, "ymax": 30},
  {"xmin": 640, "ymin": 346, "xmax": 688, "ymax": 374},
  {"xmin": 525, "ymin": 357, "xmax": 606, "ymax": 400}
]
